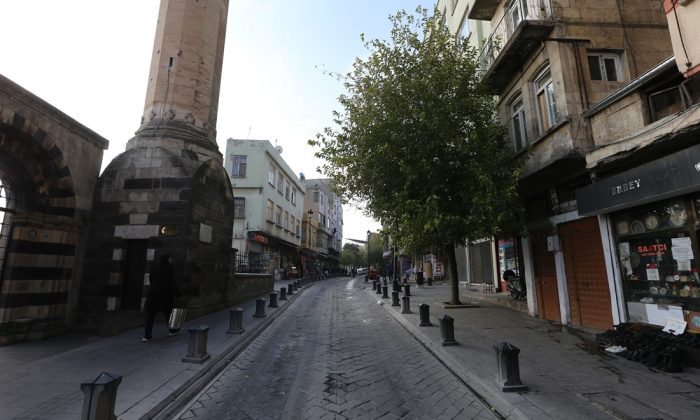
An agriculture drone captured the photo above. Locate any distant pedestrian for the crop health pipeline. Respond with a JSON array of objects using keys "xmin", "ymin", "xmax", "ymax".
[{"xmin": 143, "ymin": 254, "xmax": 180, "ymax": 342}]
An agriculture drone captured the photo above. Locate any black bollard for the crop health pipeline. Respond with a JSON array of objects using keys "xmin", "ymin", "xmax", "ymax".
[
  {"xmin": 391, "ymin": 291, "xmax": 400, "ymax": 306},
  {"xmin": 288, "ymin": 283, "xmax": 295, "ymax": 295},
  {"xmin": 372, "ymin": 280, "xmax": 377, "ymax": 291},
  {"xmin": 419, "ymin": 304, "xmax": 432, "ymax": 326},
  {"xmin": 401, "ymin": 295, "xmax": 412, "ymax": 314},
  {"xmin": 253, "ymin": 298, "xmax": 267, "ymax": 318},
  {"xmin": 269, "ymin": 292, "xmax": 278, "ymax": 308},
  {"xmin": 294, "ymin": 280, "xmax": 300, "ymax": 289},
  {"xmin": 427, "ymin": 276, "xmax": 433, "ymax": 286},
  {"xmin": 404, "ymin": 284, "xmax": 411, "ymax": 296},
  {"xmin": 279, "ymin": 287, "xmax": 287, "ymax": 301},
  {"xmin": 393, "ymin": 280, "xmax": 401, "ymax": 292},
  {"xmin": 80, "ymin": 372, "xmax": 122, "ymax": 420},
  {"xmin": 376, "ymin": 282, "xmax": 383, "ymax": 295},
  {"xmin": 439, "ymin": 315, "xmax": 458, "ymax": 346},
  {"xmin": 494, "ymin": 342, "xmax": 527, "ymax": 392},
  {"xmin": 226, "ymin": 308, "xmax": 245, "ymax": 334},
  {"xmin": 381, "ymin": 285, "xmax": 389, "ymax": 299},
  {"xmin": 182, "ymin": 325, "xmax": 211, "ymax": 363}
]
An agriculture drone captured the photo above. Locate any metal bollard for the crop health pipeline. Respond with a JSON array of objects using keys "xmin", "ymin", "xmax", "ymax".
[
  {"xmin": 393, "ymin": 280, "xmax": 401, "ymax": 292},
  {"xmin": 381, "ymin": 285, "xmax": 389, "ymax": 299},
  {"xmin": 253, "ymin": 298, "xmax": 267, "ymax": 318},
  {"xmin": 404, "ymin": 284, "xmax": 411, "ymax": 296},
  {"xmin": 391, "ymin": 291, "xmax": 400, "ymax": 306},
  {"xmin": 439, "ymin": 315, "xmax": 458, "ymax": 346},
  {"xmin": 80, "ymin": 372, "xmax": 122, "ymax": 420},
  {"xmin": 182, "ymin": 325, "xmax": 211, "ymax": 363},
  {"xmin": 419, "ymin": 304, "xmax": 432, "ymax": 326},
  {"xmin": 494, "ymin": 342, "xmax": 527, "ymax": 392},
  {"xmin": 401, "ymin": 295, "xmax": 412, "ymax": 314},
  {"xmin": 294, "ymin": 280, "xmax": 300, "ymax": 289},
  {"xmin": 269, "ymin": 292, "xmax": 278, "ymax": 308},
  {"xmin": 376, "ymin": 282, "xmax": 383, "ymax": 295},
  {"xmin": 279, "ymin": 287, "xmax": 287, "ymax": 301},
  {"xmin": 288, "ymin": 283, "xmax": 295, "ymax": 295},
  {"xmin": 226, "ymin": 308, "xmax": 245, "ymax": 334}
]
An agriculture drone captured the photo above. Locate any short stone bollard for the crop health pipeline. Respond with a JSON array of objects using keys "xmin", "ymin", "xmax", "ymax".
[
  {"xmin": 401, "ymin": 295, "xmax": 412, "ymax": 314},
  {"xmin": 253, "ymin": 298, "xmax": 267, "ymax": 318},
  {"xmin": 226, "ymin": 308, "xmax": 245, "ymax": 334},
  {"xmin": 182, "ymin": 325, "xmax": 211, "ymax": 363},
  {"xmin": 494, "ymin": 342, "xmax": 527, "ymax": 392},
  {"xmin": 392, "ymin": 280, "xmax": 401, "ymax": 292},
  {"xmin": 80, "ymin": 372, "xmax": 122, "ymax": 420},
  {"xmin": 419, "ymin": 304, "xmax": 432, "ymax": 326},
  {"xmin": 439, "ymin": 315, "xmax": 458, "ymax": 346},
  {"xmin": 269, "ymin": 292, "xmax": 278, "ymax": 308},
  {"xmin": 404, "ymin": 284, "xmax": 411, "ymax": 296},
  {"xmin": 381, "ymin": 285, "xmax": 389, "ymax": 299},
  {"xmin": 391, "ymin": 291, "xmax": 400, "ymax": 306},
  {"xmin": 376, "ymin": 282, "xmax": 383, "ymax": 295},
  {"xmin": 288, "ymin": 283, "xmax": 295, "ymax": 295},
  {"xmin": 279, "ymin": 287, "xmax": 287, "ymax": 300}
]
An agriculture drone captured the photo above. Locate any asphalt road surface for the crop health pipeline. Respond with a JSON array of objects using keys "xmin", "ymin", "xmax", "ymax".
[{"xmin": 176, "ymin": 277, "xmax": 498, "ymax": 419}]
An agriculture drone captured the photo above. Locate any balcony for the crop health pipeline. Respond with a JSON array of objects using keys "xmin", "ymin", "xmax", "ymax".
[{"xmin": 477, "ymin": 0, "xmax": 555, "ymax": 92}]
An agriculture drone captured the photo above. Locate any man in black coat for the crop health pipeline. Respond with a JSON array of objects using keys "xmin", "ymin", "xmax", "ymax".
[{"xmin": 143, "ymin": 254, "xmax": 179, "ymax": 342}]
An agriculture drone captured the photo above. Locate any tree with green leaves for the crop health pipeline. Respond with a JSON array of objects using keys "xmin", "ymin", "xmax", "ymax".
[{"xmin": 310, "ymin": 7, "xmax": 522, "ymax": 304}]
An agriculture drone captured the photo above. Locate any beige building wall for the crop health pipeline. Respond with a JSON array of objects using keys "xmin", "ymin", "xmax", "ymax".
[{"xmin": 663, "ymin": 0, "xmax": 700, "ymax": 77}]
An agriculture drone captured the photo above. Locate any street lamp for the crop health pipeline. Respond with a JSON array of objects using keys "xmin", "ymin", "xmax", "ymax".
[
  {"xmin": 307, "ymin": 209, "xmax": 314, "ymax": 277},
  {"xmin": 366, "ymin": 230, "xmax": 371, "ymax": 282}
]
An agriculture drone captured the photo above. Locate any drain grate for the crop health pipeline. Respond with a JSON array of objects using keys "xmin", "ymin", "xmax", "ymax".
[{"xmin": 579, "ymin": 391, "xmax": 675, "ymax": 420}]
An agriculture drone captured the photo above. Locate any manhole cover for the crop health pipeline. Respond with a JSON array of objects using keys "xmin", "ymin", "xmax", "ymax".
[{"xmin": 579, "ymin": 391, "xmax": 675, "ymax": 419}]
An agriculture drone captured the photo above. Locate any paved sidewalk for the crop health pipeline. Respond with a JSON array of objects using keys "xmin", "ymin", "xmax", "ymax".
[
  {"xmin": 0, "ymin": 279, "xmax": 314, "ymax": 420},
  {"xmin": 364, "ymin": 279, "xmax": 700, "ymax": 420}
]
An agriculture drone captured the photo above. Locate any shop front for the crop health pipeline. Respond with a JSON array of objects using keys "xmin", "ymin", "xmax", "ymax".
[{"xmin": 577, "ymin": 142, "xmax": 700, "ymax": 331}]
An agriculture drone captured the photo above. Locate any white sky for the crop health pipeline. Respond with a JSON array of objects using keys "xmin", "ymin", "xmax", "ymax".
[{"xmin": 1, "ymin": 0, "xmax": 434, "ymax": 244}]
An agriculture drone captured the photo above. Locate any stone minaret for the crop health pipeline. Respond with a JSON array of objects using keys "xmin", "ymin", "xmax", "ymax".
[
  {"xmin": 136, "ymin": 0, "xmax": 228, "ymax": 149},
  {"xmin": 79, "ymin": 0, "xmax": 234, "ymax": 335}
]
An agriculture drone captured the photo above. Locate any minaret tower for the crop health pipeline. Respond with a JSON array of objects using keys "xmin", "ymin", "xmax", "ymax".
[{"xmin": 79, "ymin": 0, "xmax": 234, "ymax": 335}]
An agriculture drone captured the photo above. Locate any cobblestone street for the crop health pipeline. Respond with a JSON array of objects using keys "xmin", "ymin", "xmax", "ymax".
[{"xmin": 176, "ymin": 278, "xmax": 498, "ymax": 419}]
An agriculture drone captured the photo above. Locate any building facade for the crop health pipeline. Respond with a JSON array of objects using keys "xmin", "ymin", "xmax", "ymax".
[
  {"xmin": 224, "ymin": 139, "xmax": 305, "ymax": 278},
  {"xmin": 302, "ymin": 179, "xmax": 343, "ymax": 274}
]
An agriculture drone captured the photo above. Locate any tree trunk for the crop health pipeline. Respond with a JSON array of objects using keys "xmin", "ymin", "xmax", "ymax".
[{"xmin": 445, "ymin": 244, "xmax": 461, "ymax": 305}]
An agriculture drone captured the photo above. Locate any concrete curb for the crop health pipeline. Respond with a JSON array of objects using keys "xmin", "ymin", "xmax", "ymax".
[
  {"xmin": 141, "ymin": 281, "xmax": 315, "ymax": 420},
  {"xmin": 359, "ymin": 282, "xmax": 534, "ymax": 420}
]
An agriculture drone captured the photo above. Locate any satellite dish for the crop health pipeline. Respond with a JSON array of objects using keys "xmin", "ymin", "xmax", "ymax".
[{"xmin": 275, "ymin": 145, "xmax": 283, "ymax": 154}]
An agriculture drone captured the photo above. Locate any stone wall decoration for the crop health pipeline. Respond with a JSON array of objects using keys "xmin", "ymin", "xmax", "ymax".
[
  {"xmin": 164, "ymin": 109, "xmax": 175, "ymax": 120},
  {"xmin": 185, "ymin": 113, "xmax": 195, "ymax": 125}
]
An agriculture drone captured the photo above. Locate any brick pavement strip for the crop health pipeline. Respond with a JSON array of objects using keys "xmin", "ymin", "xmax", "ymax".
[{"xmin": 176, "ymin": 278, "xmax": 499, "ymax": 419}]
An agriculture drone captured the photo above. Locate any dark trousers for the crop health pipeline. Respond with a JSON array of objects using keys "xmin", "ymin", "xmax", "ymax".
[{"xmin": 144, "ymin": 308, "xmax": 172, "ymax": 339}]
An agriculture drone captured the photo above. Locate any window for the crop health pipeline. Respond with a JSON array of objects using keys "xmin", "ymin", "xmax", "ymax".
[
  {"xmin": 284, "ymin": 211, "xmax": 289, "ymax": 230},
  {"xmin": 649, "ymin": 77, "xmax": 700, "ymax": 122},
  {"xmin": 291, "ymin": 189, "xmax": 297, "ymax": 205},
  {"xmin": 291, "ymin": 215, "xmax": 296, "ymax": 234},
  {"xmin": 268, "ymin": 165, "xmax": 275, "ymax": 185},
  {"xmin": 285, "ymin": 181, "xmax": 290, "ymax": 200},
  {"xmin": 276, "ymin": 206, "xmax": 283, "ymax": 226},
  {"xmin": 314, "ymin": 191, "xmax": 319, "ymax": 203},
  {"xmin": 234, "ymin": 197, "xmax": 245, "ymax": 219},
  {"xmin": 510, "ymin": 95, "xmax": 528, "ymax": 152},
  {"xmin": 230, "ymin": 155, "xmax": 247, "ymax": 177},
  {"xmin": 458, "ymin": 13, "xmax": 471, "ymax": 41},
  {"xmin": 266, "ymin": 200, "xmax": 274, "ymax": 221},
  {"xmin": 277, "ymin": 172, "xmax": 283, "ymax": 192},
  {"xmin": 506, "ymin": 0, "xmax": 525, "ymax": 36},
  {"xmin": 588, "ymin": 52, "xmax": 622, "ymax": 82},
  {"xmin": 296, "ymin": 220, "xmax": 301, "ymax": 237},
  {"xmin": 535, "ymin": 68, "xmax": 558, "ymax": 133}
]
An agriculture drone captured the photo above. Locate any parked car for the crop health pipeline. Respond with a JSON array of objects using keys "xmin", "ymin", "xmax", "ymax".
[{"xmin": 356, "ymin": 267, "xmax": 368, "ymax": 275}]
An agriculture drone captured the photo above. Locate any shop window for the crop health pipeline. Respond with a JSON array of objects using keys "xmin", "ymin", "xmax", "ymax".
[
  {"xmin": 230, "ymin": 155, "xmax": 247, "ymax": 177},
  {"xmin": 534, "ymin": 67, "xmax": 558, "ymax": 134},
  {"xmin": 233, "ymin": 197, "xmax": 245, "ymax": 219},
  {"xmin": 648, "ymin": 77, "xmax": 700, "ymax": 122},
  {"xmin": 587, "ymin": 51, "xmax": 622, "ymax": 82},
  {"xmin": 509, "ymin": 94, "xmax": 528, "ymax": 152},
  {"xmin": 612, "ymin": 197, "xmax": 700, "ymax": 318}
]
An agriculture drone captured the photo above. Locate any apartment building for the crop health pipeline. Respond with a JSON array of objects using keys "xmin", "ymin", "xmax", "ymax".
[
  {"xmin": 224, "ymin": 139, "xmax": 305, "ymax": 276},
  {"xmin": 440, "ymin": 0, "xmax": 673, "ymax": 330},
  {"xmin": 302, "ymin": 178, "xmax": 343, "ymax": 274}
]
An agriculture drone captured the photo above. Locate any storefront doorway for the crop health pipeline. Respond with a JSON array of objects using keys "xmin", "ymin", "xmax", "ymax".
[
  {"xmin": 531, "ymin": 229, "xmax": 560, "ymax": 322},
  {"xmin": 560, "ymin": 217, "xmax": 613, "ymax": 330}
]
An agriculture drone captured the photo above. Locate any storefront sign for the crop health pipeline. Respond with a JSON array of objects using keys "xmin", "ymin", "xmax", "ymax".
[
  {"xmin": 248, "ymin": 232, "xmax": 269, "ymax": 244},
  {"xmin": 576, "ymin": 143, "xmax": 700, "ymax": 215}
]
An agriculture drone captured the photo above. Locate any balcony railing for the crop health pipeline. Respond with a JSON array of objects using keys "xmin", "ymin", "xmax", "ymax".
[{"xmin": 478, "ymin": 0, "xmax": 553, "ymax": 73}]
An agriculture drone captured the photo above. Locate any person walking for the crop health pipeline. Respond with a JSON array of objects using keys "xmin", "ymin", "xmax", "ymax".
[{"xmin": 143, "ymin": 253, "xmax": 179, "ymax": 342}]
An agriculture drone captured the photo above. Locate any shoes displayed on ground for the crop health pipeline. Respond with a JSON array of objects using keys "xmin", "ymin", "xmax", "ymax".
[{"xmin": 141, "ymin": 337, "xmax": 151, "ymax": 342}]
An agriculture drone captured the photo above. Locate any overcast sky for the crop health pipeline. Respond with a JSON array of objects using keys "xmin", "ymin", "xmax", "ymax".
[{"xmin": 1, "ymin": 0, "xmax": 434, "ymax": 244}]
